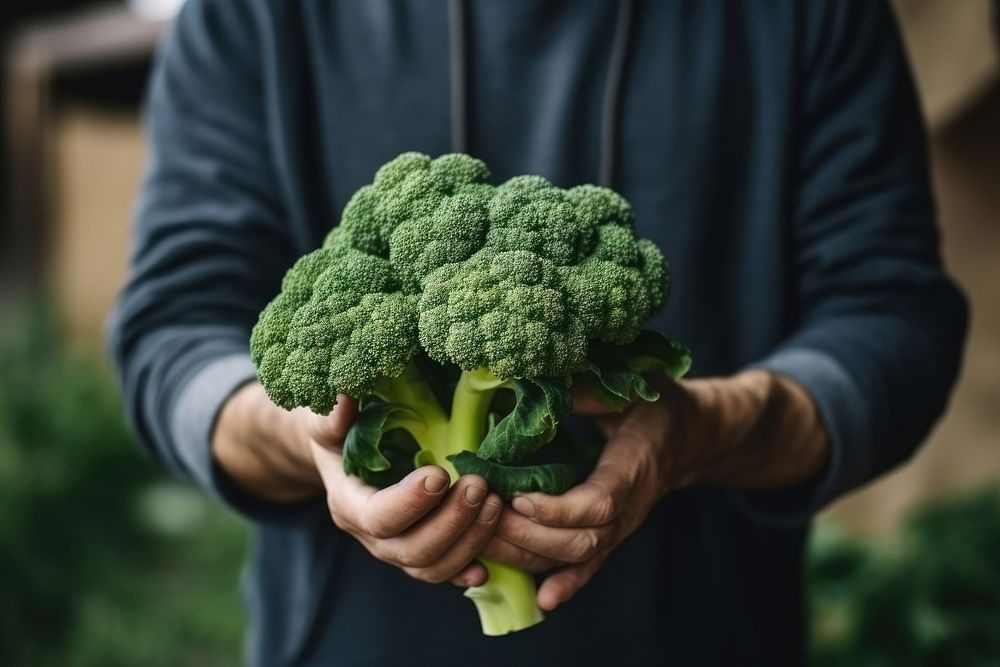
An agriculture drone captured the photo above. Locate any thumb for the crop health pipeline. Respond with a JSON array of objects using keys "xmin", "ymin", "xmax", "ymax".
[{"xmin": 307, "ymin": 395, "xmax": 359, "ymax": 450}]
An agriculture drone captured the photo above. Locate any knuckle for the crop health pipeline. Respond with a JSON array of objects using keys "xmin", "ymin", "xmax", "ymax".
[
  {"xmin": 543, "ymin": 501, "xmax": 570, "ymax": 525},
  {"xmin": 326, "ymin": 497, "xmax": 344, "ymax": 525},
  {"xmin": 374, "ymin": 542, "xmax": 402, "ymax": 566},
  {"xmin": 568, "ymin": 529, "xmax": 600, "ymax": 563},
  {"xmin": 327, "ymin": 497, "xmax": 354, "ymax": 533},
  {"xmin": 498, "ymin": 523, "xmax": 528, "ymax": 547},
  {"xmin": 362, "ymin": 513, "xmax": 395, "ymax": 540},
  {"xmin": 441, "ymin": 505, "xmax": 473, "ymax": 532},
  {"xmin": 329, "ymin": 511, "xmax": 349, "ymax": 532},
  {"xmin": 593, "ymin": 492, "xmax": 617, "ymax": 524},
  {"xmin": 402, "ymin": 544, "xmax": 438, "ymax": 569},
  {"xmin": 311, "ymin": 416, "xmax": 342, "ymax": 444},
  {"xmin": 327, "ymin": 425, "xmax": 347, "ymax": 444},
  {"xmin": 403, "ymin": 486, "xmax": 437, "ymax": 514}
]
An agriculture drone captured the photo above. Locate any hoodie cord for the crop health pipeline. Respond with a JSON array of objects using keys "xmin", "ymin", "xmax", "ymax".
[
  {"xmin": 449, "ymin": 0, "xmax": 469, "ymax": 154},
  {"xmin": 449, "ymin": 0, "xmax": 635, "ymax": 187},
  {"xmin": 598, "ymin": 0, "xmax": 634, "ymax": 187}
]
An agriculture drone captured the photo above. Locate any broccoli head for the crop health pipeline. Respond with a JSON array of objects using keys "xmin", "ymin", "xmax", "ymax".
[
  {"xmin": 250, "ymin": 152, "xmax": 690, "ymax": 637},
  {"xmin": 251, "ymin": 152, "xmax": 670, "ymax": 412}
]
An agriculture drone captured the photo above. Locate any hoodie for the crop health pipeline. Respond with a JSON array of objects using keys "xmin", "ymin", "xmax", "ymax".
[{"xmin": 109, "ymin": 1, "xmax": 967, "ymax": 664}]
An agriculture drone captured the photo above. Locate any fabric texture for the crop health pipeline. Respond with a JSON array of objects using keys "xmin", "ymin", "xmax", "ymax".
[{"xmin": 108, "ymin": 1, "xmax": 968, "ymax": 664}]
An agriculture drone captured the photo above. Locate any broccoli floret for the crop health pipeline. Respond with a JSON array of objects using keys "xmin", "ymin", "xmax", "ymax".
[
  {"xmin": 252, "ymin": 153, "xmax": 670, "ymax": 408},
  {"xmin": 250, "ymin": 152, "xmax": 689, "ymax": 637},
  {"xmin": 250, "ymin": 232, "xmax": 419, "ymax": 413}
]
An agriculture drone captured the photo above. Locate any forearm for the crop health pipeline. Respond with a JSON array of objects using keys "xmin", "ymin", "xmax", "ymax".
[
  {"xmin": 679, "ymin": 370, "xmax": 829, "ymax": 492},
  {"xmin": 212, "ymin": 382, "xmax": 322, "ymax": 502}
]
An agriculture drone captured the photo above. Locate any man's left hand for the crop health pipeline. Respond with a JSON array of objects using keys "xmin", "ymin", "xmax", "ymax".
[{"xmin": 482, "ymin": 371, "xmax": 829, "ymax": 611}]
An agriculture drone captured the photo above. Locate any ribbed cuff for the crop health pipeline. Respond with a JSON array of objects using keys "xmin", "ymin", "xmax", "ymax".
[
  {"xmin": 728, "ymin": 347, "xmax": 873, "ymax": 527},
  {"xmin": 171, "ymin": 353, "xmax": 258, "ymax": 487},
  {"xmin": 170, "ymin": 353, "xmax": 325, "ymax": 525}
]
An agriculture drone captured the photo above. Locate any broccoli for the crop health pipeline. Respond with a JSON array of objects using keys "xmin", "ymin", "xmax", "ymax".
[{"xmin": 250, "ymin": 152, "xmax": 690, "ymax": 636}]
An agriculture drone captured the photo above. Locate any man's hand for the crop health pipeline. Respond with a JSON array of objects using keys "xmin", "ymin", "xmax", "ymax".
[
  {"xmin": 483, "ymin": 371, "xmax": 830, "ymax": 611},
  {"xmin": 213, "ymin": 383, "xmax": 502, "ymax": 588}
]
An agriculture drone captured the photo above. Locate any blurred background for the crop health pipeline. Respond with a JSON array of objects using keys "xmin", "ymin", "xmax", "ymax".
[{"xmin": 0, "ymin": 1, "xmax": 997, "ymax": 664}]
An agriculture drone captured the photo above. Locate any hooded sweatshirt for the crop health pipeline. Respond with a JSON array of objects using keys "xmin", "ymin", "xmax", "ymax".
[{"xmin": 109, "ymin": 1, "xmax": 968, "ymax": 664}]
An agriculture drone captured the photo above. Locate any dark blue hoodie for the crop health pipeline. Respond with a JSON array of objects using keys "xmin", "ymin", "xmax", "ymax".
[{"xmin": 109, "ymin": 1, "xmax": 967, "ymax": 664}]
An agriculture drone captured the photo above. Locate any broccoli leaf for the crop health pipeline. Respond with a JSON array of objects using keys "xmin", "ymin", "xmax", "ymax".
[
  {"xmin": 582, "ymin": 330, "xmax": 692, "ymax": 410},
  {"xmin": 616, "ymin": 330, "xmax": 693, "ymax": 378},
  {"xmin": 477, "ymin": 378, "xmax": 572, "ymax": 464},
  {"xmin": 343, "ymin": 397, "xmax": 420, "ymax": 485},
  {"xmin": 578, "ymin": 360, "xmax": 658, "ymax": 411},
  {"xmin": 448, "ymin": 451, "xmax": 575, "ymax": 500}
]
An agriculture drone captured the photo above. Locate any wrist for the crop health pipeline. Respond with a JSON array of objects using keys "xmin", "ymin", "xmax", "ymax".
[
  {"xmin": 213, "ymin": 382, "xmax": 323, "ymax": 502},
  {"xmin": 678, "ymin": 370, "xmax": 829, "ymax": 491}
]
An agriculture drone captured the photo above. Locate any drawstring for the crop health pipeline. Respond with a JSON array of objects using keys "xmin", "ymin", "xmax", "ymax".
[
  {"xmin": 448, "ymin": 0, "xmax": 634, "ymax": 187},
  {"xmin": 449, "ymin": 0, "xmax": 468, "ymax": 154},
  {"xmin": 598, "ymin": 0, "xmax": 634, "ymax": 187}
]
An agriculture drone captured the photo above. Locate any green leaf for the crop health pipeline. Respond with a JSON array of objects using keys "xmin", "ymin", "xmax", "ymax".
[
  {"xmin": 448, "ymin": 451, "xmax": 575, "ymax": 500},
  {"xmin": 361, "ymin": 429, "xmax": 420, "ymax": 487},
  {"xmin": 343, "ymin": 397, "xmax": 419, "ymax": 486},
  {"xmin": 477, "ymin": 377, "xmax": 572, "ymax": 464},
  {"xmin": 578, "ymin": 360, "xmax": 655, "ymax": 411},
  {"xmin": 582, "ymin": 330, "xmax": 692, "ymax": 410},
  {"xmin": 616, "ymin": 330, "xmax": 693, "ymax": 379}
]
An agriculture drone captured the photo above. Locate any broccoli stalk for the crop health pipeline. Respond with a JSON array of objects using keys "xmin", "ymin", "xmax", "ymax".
[{"xmin": 365, "ymin": 363, "xmax": 543, "ymax": 634}]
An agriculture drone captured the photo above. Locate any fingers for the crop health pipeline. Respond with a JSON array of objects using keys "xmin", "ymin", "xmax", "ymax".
[
  {"xmin": 311, "ymin": 437, "xmax": 363, "ymax": 498},
  {"xmin": 537, "ymin": 557, "xmax": 605, "ymax": 611},
  {"xmin": 481, "ymin": 535, "xmax": 562, "ymax": 573},
  {"xmin": 404, "ymin": 492, "xmax": 503, "ymax": 585},
  {"xmin": 450, "ymin": 561, "xmax": 489, "ymax": 588},
  {"xmin": 512, "ymin": 431, "xmax": 646, "ymax": 528},
  {"xmin": 383, "ymin": 475, "xmax": 489, "ymax": 562},
  {"xmin": 307, "ymin": 394, "xmax": 359, "ymax": 449},
  {"xmin": 495, "ymin": 510, "xmax": 610, "ymax": 564},
  {"xmin": 358, "ymin": 466, "xmax": 453, "ymax": 538},
  {"xmin": 512, "ymin": 470, "xmax": 632, "ymax": 533},
  {"xmin": 321, "ymin": 461, "xmax": 503, "ymax": 585}
]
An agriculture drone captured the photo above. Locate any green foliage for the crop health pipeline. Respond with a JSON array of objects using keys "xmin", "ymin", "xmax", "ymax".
[
  {"xmin": 477, "ymin": 377, "xmax": 573, "ymax": 464},
  {"xmin": 447, "ymin": 452, "xmax": 575, "ymax": 502},
  {"xmin": 808, "ymin": 487, "xmax": 1000, "ymax": 666},
  {"xmin": 582, "ymin": 331, "xmax": 692, "ymax": 411},
  {"xmin": 0, "ymin": 305, "xmax": 246, "ymax": 666},
  {"xmin": 342, "ymin": 397, "xmax": 422, "ymax": 487}
]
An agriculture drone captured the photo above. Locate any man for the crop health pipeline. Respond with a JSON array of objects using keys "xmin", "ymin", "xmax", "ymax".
[{"xmin": 110, "ymin": 1, "xmax": 967, "ymax": 664}]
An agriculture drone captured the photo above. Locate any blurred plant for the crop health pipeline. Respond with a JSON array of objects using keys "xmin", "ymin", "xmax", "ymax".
[
  {"xmin": 808, "ymin": 486, "xmax": 1000, "ymax": 666},
  {"xmin": 0, "ymin": 302, "xmax": 247, "ymax": 666}
]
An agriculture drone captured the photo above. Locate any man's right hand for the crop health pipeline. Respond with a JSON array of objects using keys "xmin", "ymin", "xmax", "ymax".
[{"xmin": 213, "ymin": 383, "xmax": 502, "ymax": 587}]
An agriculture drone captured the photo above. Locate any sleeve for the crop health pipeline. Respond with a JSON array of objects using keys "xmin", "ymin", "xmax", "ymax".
[
  {"xmin": 107, "ymin": 0, "xmax": 324, "ymax": 524},
  {"xmin": 734, "ymin": 0, "xmax": 969, "ymax": 524}
]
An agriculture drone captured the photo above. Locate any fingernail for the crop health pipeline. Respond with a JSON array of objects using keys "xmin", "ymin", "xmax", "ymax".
[
  {"xmin": 512, "ymin": 496, "xmax": 535, "ymax": 517},
  {"xmin": 464, "ymin": 484, "xmax": 488, "ymax": 506},
  {"xmin": 423, "ymin": 475, "xmax": 448, "ymax": 493},
  {"xmin": 479, "ymin": 500, "xmax": 502, "ymax": 523}
]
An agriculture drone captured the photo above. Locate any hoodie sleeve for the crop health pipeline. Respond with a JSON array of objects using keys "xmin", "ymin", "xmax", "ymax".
[
  {"xmin": 108, "ymin": 0, "xmax": 324, "ymax": 525},
  {"xmin": 733, "ymin": 0, "xmax": 968, "ymax": 524}
]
